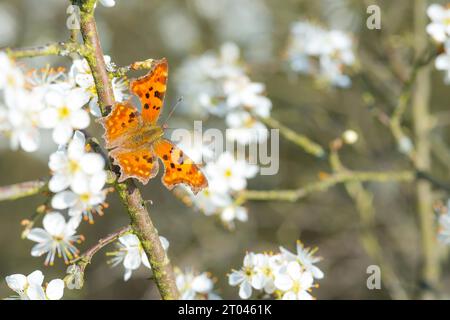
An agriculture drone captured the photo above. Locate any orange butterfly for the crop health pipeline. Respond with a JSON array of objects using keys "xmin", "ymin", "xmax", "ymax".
[{"xmin": 99, "ymin": 58, "xmax": 208, "ymax": 194}]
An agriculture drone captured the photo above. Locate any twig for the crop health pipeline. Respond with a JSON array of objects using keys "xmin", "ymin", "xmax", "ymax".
[
  {"xmin": 389, "ymin": 44, "xmax": 439, "ymax": 158},
  {"xmin": 72, "ymin": 225, "xmax": 132, "ymax": 272},
  {"xmin": 112, "ymin": 59, "xmax": 157, "ymax": 78},
  {"xmin": 0, "ymin": 180, "xmax": 47, "ymax": 202},
  {"xmin": 237, "ymin": 170, "xmax": 415, "ymax": 203},
  {"xmin": 78, "ymin": 2, "xmax": 114, "ymax": 113},
  {"xmin": 5, "ymin": 42, "xmax": 83, "ymax": 59},
  {"xmin": 77, "ymin": 0, "xmax": 179, "ymax": 300},
  {"xmin": 258, "ymin": 115, "xmax": 326, "ymax": 158},
  {"xmin": 412, "ymin": 0, "xmax": 439, "ymax": 298},
  {"xmin": 329, "ymin": 150, "xmax": 408, "ymax": 300},
  {"xmin": 66, "ymin": 225, "xmax": 131, "ymax": 290}
]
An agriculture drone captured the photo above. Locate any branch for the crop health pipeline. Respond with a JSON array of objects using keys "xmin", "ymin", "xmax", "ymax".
[
  {"xmin": 0, "ymin": 180, "xmax": 47, "ymax": 202},
  {"xmin": 77, "ymin": 0, "xmax": 179, "ymax": 300},
  {"xmin": 78, "ymin": 3, "xmax": 114, "ymax": 112},
  {"xmin": 412, "ymin": 0, "xmax": 440, "ymax": 298},
  {"xmin": 66, "ymin": 225, "xmax": 131, "ymax": 290},
  {"xmin": 389, "ymin": 45, "xmax": 439, "ymax": 158},
  {"xmin": 237, "ymin": 170, "xmax": 415, "ymax": 203},
  {"xmin": 258, "ymin": 115, "xmax": 326, "ymax": 158},
  {"xmin": 112, "ymin": 59, "xmax": 157, "ymax": 78},
  {"xmin": 5, "ymin": 42, "xmax": 83, "ymax": 59},
  {"xmin": 329, "ymin": 150, "xmax": 408, "ymax": 299},
  {"xmin": 72, "ymin": 225, "xmax": 131, "ymax": 273}
]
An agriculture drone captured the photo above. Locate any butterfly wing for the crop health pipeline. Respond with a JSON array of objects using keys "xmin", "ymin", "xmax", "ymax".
[
  {"xmin": 153, "ymin": 138, "xmax": 208, "ymax": 194},
  {"xmin": 130, "ymin": 58, "xmax": 168, "ymax": 124},
  {"xmin": 110, "ymin": 146, "xmax": 159, "ymax": 184},
  {"xmin": 98, "ymin": 101, "xmax": 141, "ymax": 149}
]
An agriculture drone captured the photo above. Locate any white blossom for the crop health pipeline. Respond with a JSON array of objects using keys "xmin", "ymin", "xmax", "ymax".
[
  {"xmin": 51, "ymin": 173, "xmax": 107, "ymax": 224},
  {"xmin": 223, "ymin": 75, "xmax": 271, "ymax": 116},
  {"xmin": 433, "ymin": 39, "xmax": 450, "ymax": 84},
  {"xmin": 26, "ymin": 212, "xmax": 83, "ymax": 265},
  {"xmin": 220, "ymin": 205, "xmax": 248, "ymax": 229},
  {"xmin": 4, "ymin": 88, "xmax": 42, "ymax": 152},
  {"xmin": 69, "ymin": 56, "xmax": 128, "ymax": 117},
  {"xmin": 175, "ymin": 42, "xmax": 245, "ymax": 116},
  {"xmin": 49, "ymin": 131, "xmax": 108, "ymax": 223},
  {"xmin": 0, "ymin": 52, "xmax": 25, "ymax": 95},
  {"xmin": 109, "ymin": 234, "xmax": 169, "ymax": 281},
  {"xmin": 175, "ymin": 268, "xmax": 221, "ymax": 300},
  {"xmin": 190, "ymin": 188, "xmax": 233, "ymax": 216},
  {"xmin": 48, "ymin": 131, "xmax": 98, "ymax": 191},
  {"xmin": 226, "ymin": 111, "xmax": 268, "ymax": 145},
  {"xmin": 175, "ymin": 42, "xmax": 272, "ymax": 144},
  {"xmin": 228, "ymin": 252, "xmax": 263, "ymax": 299},
  {"xmin": 426, "ymin": 4, "xmax": 450, "ymax": 43},
  {"xmin": 5, "ymin": 270, "xmax": 64, "ymax": 300},
  {"xmin": 274, "ymin": 261, "xmax": 315, "ymax": 300},
  {"xmin": 205, "ymin": 152, "xmax": 258, "ymax": 193},
  {"xmin": 280, "ymin": 240, "xmax": 324, "ymax": 279},
  {"xmin": 229, "ymin": 241, "xmax": 322, "ymax": 300},
  {"xmin": 286, "ymin": 21, "xmax": 355, "ymax": 88},
  {"xmin": 39, "ymin": 87, "xmax": 90, "ymax": 145}
]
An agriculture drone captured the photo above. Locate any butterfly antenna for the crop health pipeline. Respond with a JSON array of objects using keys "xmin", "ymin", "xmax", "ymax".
[{"xmin": 162, "ymin": 96, "xmax": 183, "ymax": 129}]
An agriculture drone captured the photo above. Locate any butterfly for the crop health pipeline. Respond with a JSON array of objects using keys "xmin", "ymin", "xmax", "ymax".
[{"xmin": 98, "ymin": 58, "xmax": 208, "ymax": 194}]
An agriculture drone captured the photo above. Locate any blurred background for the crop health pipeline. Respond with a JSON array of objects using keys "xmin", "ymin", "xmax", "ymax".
[{"xmin": 0, "ymin": 0, "xmax": 449, "ymax": 299}]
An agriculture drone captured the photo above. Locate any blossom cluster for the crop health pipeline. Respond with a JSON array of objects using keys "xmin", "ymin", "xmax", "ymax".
[
  {"xmin": 107, "ymin": 232, "xmax": 221, "ymax": 299},
  {"xmin": 0, "ymin": 52, "xmax": 126, "ymax": 267},
  {"xmin": 426, "ymin": 4, "xmax": 450, "ymax": 83},
  {"xmin": 5, "ymin": 270, "xmax": 64, "ymax": 300},
  {"xmin": 228, "ymin": 241, "xmax": 323, "ymax": 300},
  {"xmin": 108, "ymin": 233, "xmax": 170, "ymax": 281},
  {"xmin": 24, "ymin": 131, "xmax": 109, "ymax": 266},
  {"xmin": 175, "ymin": 43, "xmax": 267, "ymax": 229},
  {"xmin": 49, "ymin": 131, "xmax": 109, "ymax": 225},
  {"xmin": 0, "ymin": 53, "xmax": 127, "ymax": 151},
  {"xmin": 175, "ymin": 267, "xmax": 221, "ymax": 300},
  {"xmin": 285, "ymin": 21, "xmax": 356, "ymax": 88},
  {"xmin": 181, "ymin": 147, "xmax": 258, "ymax": 229},
  {"xmin": 175, "ymin": 42, "xmax": 272, "ymax": 145}
]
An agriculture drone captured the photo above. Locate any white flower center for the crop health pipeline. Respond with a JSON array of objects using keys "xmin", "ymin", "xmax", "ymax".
[
  {"xmin": 292, "ymin": 280, "xmax": 302, "ymax": 294},
  {"xmin": 244, "ymin": 117, "xmax": 255, "ymax": 128},
  {"xmin": 58, "ymin": 106, "xmax": 71, "ymax": 119},
  {"xmin": 79, "ymin": 193, "xmax": 91, "ymax": 203},
  {"xmin": 224, "ymin": 168, "xmax": 233, "ymax": 178},
  {"xmin": 244, "ymin": 266, "xmax": 254, "ymax": 278},
  {"xmin": 68, "ymin": 160, "xmax": 80, "ymax": 174},
  {"xmin": 7, "ymin": 74, "xmax": 16, "ymax": 87}
]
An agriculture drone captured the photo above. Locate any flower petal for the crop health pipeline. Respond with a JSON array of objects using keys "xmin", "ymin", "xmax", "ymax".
[
  {"xmin": 80, "ymin": 153, "xmax": 105, "ymax": 175},
  {"xmin": 69, "ymin": 109, "xmax": 90, "ymax": 129},
  {"xmin": 5, "ymin": 274, "xmax": 27, "ymax": 292},
  {"xmin": 228, "ymin": 271, "xmax": 244, "ymax": 286},
  {"xmin": 48, "ymin": 174, "xmax": 70, "ymax": 193},
  {"xmin": 42, "ymin": 212, "xmax": 66, "ymax": 236},
  {"xmin": 27, "ymin": 228, "xmax": 51, "ymax": 243},
  {"xmin": 27, "ymin": 270, "xmax": 44, "ymax": 286},
  {"xmin": 238, "ymin": 281, "xmax": 252, "ymax": 299},
  {"xmin": 53, "ymin": 124, "xmax": 73, "ymax": 145},
  {"xmin": 26, "ymin": 284, "xmax": 46, "ymax": 300},
  {"xmin": 123, "ymin": 248, "xmax": 142, "ymax": 270},
  {"xmin": 52, "ymin": 191, "xmax": 78, "ymax": 210},
  {"xmin": 46, "ymin": 279, "xmax": 64, "ymax": 300}
]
